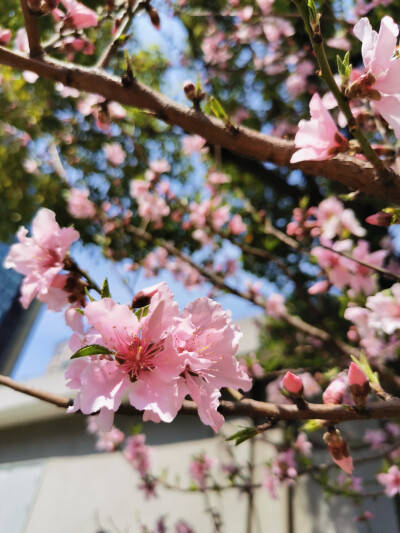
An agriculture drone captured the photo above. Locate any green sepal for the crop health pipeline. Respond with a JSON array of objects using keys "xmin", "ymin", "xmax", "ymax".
[
  {"xmin": 70, "ymin": 344, "xmax": 114, "ymax": 359},
  {"xmin": 85, "ymin": 286, "xmax": 95, "ymax": 302},
  {"xmin": 101, "ymin": 277, "xmax": 111, "ymax": 299},
  {"xmin": 226, "ymin": 426, "xmax": 258, "ymax": 446},
  {"xmin": 135, "ymin": 304, "xmax": 150, "ymax": 320},
  {"xmin": 75, "ymin": 308, "xmax": 84, "ymax": 315}
]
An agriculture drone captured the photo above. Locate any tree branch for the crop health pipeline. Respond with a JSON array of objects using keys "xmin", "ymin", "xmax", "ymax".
[
  {"xmin": 1, "ymin": 47, "xmax": 400, "ymax": 203},
  {"xmin": 20, "ymin": 0, "xmax": 43, "ymax": 58},
  {"xmin": 2, "ymin": 374, "xmax": 400, "ymax": 423}
]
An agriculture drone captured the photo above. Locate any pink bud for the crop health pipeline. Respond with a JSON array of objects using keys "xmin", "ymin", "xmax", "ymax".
[
  {"xmin": 365, "ymin": 212, "xmax": 393, "ymax": 227},
  {"xmin": 334, "ymin": 454, "xmax": 354, "ymax": 475},
  {"xmin": 282, "ymin": 372, "xmax": 303, "ymax": 395},
  {"xmin": 324, "ymin": 428, "xmax": 354, "ymax": 474},
  {"xmin": 348, "ymin": 362, "xmax": 369, "ymax": 407},
  {"xmin": 308, "ymin": 280, "xmax": 330, "ymax": 295},
  {"xmin": 323, "ymin": 379, "xmax": 346, "ymax": 405},
  {"xmin": 348, "ymin": 362, "xmax": 368, "ymax": 387}
]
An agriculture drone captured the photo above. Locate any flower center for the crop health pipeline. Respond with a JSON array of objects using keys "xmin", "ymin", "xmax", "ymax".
[{"xmin": 115, "ymin": 333, "xmax": 164, "ymax": 381}]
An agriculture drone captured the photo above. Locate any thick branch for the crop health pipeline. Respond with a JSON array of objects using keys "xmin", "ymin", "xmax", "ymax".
[
  {"xmin": 1, "ymin": 47, "xmax": 400, "ymax": 202},
  {"xmin": 2, "ymin": 374, "xmax": 400, "ymax": 422},
  {"xmin": 20, "ymin": 0, "xmax": 43, "ymax": 58}
]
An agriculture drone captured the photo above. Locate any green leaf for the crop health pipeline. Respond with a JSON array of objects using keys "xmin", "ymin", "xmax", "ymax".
[
  {"xmin": 207, "ymin": 96, "xmax": 228, "ymax": 121},
  {"xmin": 75, "ymin": 308, "xmax": 84, "ymax": 315},
  {"xmin": 101, "ymin": 277, "xmax": 111, "ymax": 299},
  {"xmin": 226, "ymin": 426, "xmax": 258, "ymax": 446},
  {"xmin": 307, "ymin": 0, "xmax": 318, "ymax": 24},
  {"xmin": 70, "ymin": 344, "xmax": 114, "ymax": 359},
  {"xmin": 85, "ymin": 286, "xmax": 95, "ymax": 302}
]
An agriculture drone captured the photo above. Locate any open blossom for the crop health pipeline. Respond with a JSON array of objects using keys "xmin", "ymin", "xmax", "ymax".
[
  {"xmin": 4, "ymin": 208, "xmax": 79, "ymax": 309},
  {"xmin": 265, "ymin": 293, "xmax": 286, "ymax": 318},
  {"xmin": 66, "ymin": 283, "xmax": 184, "ymax": 430},
  {"xmin": 66, "ymin": 284, "xmax": 251, "ymax": 432},
  {"xmin": 171, "ymin": 298, "xmax": 252, "ymax": 432},
  {"xmin": 189, "ymin": 453, "xmax": 217, "ymax": 490},
  {"xmin": 353, "ymin": 16, "xmax": 400, "ymax": 138},
  {"xmin": 377, "ymin": 465, "xmax": 400, "ymax": 497},
  {"xmin": 103, "ymin": 142, "xmax": 126, "ymax": 166},
  {"xmin": 124, "ymin": 434, "xmax": 152, "ymax": 477},
  {"xmin": 67, "ymin": 188, "xmax": 96, "ymax": 219},
  {"xmin": 59, "ymin": 0, "xmax": 98, "ymax": 29},
  {"xmin": 290, "ymin": 93, "xmax": 348, "ymax": 163}
]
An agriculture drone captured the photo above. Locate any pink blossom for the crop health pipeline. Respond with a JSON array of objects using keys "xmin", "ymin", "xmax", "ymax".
[
  {"xmin": 4, "ymin": 208, "xmax": 79, "ymax": 309},
  {"xmin": 366, "ymin": 283, "xmax": 400, "ymax": 334},
  {"xmin": 207, "ymin": 170, "xmax": 230, "ymax": 185},
  {"xmin": 313, "ymin": 197, "xmax": 366, "ymax": 240},
  {"xmin": 295, "ymin": 432, "xmax": 312, "ymax": 457},
  {"xmin": 265, "ymin": 293, "xmax": 286, "ymax": 318},
  {"xmin": 256, "ymin": 0, "xmax": 274, "ymax": 15},
  {"xmin": 172, "ymin": 298, "xmax": 252, "ymax": 432},
  {"xmin": 229, "ymin": 214, "xmax": 247, "ymax": 235},
  {"xmin": 290, "ymin": 93, "xmax": 348, "ymax": 163},
  {"xmin": 66, "ymin": 283, "xmax": 185, "ymax": 428},
  {"xmin": 124, "ymin": 434, "xmax": 152, "ymax": 477},
  {"xmin": 149, "ymin": 159, "xmax": 170, "ymax": 175},
  {"xmin": 103, "ymin": 142, "xmax": 126, "ymax": 166},
  {"xmin": 262, "ymin": 468, "xmax": 280, "ymax": 499},
  {"xmin": 67, "ymin": 188, "xmax": 96, "ymax": 219},
  {"xmin": 87, "ymin": 417, "xmax": 125, "ymax": 452},
  {"xmin": 326, "ymin": 36, "xmax": 351, "ymax": 50},
  {"xmin": 282, "ymin": 371, "xmax": 303, "ymax": 395},
  {"xmin": 0, "ymin": 28, "xmax": 11, "ymax": 46},
  {"xmin": 377, "ymin": 465, "xmax": 400, "ymax": 497},
  {"xmin": 189, "ymin": 453, "xmax": 217, "ymax": 490},
  {"xmin": 60, "ymin": 0, "xmax": 98, "ymax": 29},
  {"xmin": 182, "ymin": 135, "xmax": 208, "ymax": 155},
  {"xmin": 353, "ymin": 17, "xmax": 400, "ymax": 138},
  {"xmin": 364, "ymin": 428, "xmax": 386, "ymax": 450}
]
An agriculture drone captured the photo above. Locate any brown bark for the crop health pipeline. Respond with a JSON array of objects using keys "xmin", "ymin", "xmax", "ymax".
[{"xmin": 1, "ymin": 46, "xmax": 400, "ymax": 203}]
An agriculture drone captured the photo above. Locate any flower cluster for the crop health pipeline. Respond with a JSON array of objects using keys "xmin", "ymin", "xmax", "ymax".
[{"xmin": 66, "ymin": 282, "xmax": 252, "ymax": 432}]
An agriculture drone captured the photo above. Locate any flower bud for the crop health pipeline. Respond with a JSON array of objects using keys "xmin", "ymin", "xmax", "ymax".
[
  {"xmin": 183, "ymin": 81, "xmax": 196, "ymax": 101},
  {"xmin": 322, "ymin": 379, "xmax": 346, "ymax": 405},
  {"xmin": 323, "ymin": 428, "xmax": 353, "ymax": 474},
  {"xmin": 282, "ymin": 371, "xmax": 303, "ymax": 395},
  {"xmin": 348, "ymin": 362, "xmax": 369, "ymax": 407},
  {"xmin": 365, "ymin": 212, "xmax": 393, "ymax": 227}
]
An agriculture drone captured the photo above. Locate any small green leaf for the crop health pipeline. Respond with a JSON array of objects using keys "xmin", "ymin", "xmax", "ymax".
[
  {"xmin": 226, "ymin": 426, "xmax": 258, "ymax": 446},
  {"xmin": 70, "ymin": 344, "xmax": 114, "ymax": 359},
  {"xmin": 307, "ymin": 0, "xmax": 318, "ymax": 23},
  {"xmin": 85, "ymin": 287, "xmax": 95, "ymax": 302},
  {"xmin": 208, "ymin": 96, "xmax": 228, "ymax": 121},
  {"xmin": 101, "ymin": 277, "xmax": 111, "ymax": 299},
  {"xmin": 75, "ymin": 308, "xmax": 84, "ymax": 315}
]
